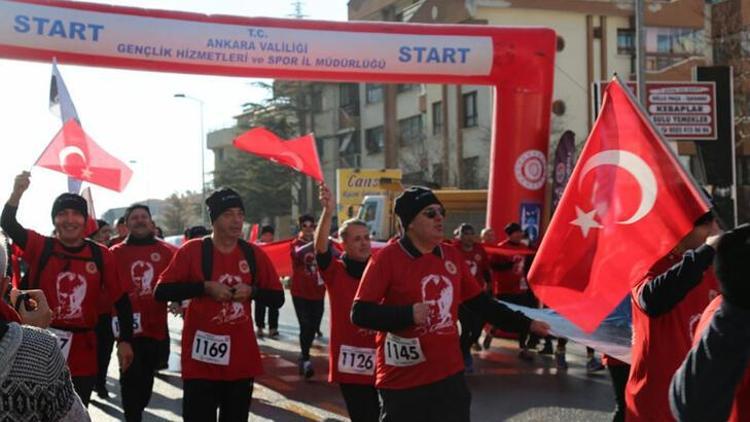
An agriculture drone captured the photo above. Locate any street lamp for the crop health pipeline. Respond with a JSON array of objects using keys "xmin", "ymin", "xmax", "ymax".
[{"xmin": 173, "ymin": 93, "xmax": 207, "ymax": 226}]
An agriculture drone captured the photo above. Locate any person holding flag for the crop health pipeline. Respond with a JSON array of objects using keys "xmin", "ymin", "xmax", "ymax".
[
  {"xmin": 352, "ymin": 186, "xmax": 549, "ymax": 421},
  {"xmin": 154, "ymin": 188, "xmax": 284, "ymax": 421},
  {"xmin": 110, "ymin": 204, "xmax": 175, "ymax": 422},
  {"xmin": 314, "ymin": 183, "xmax": 379, "ymax": 422},
  {"xmin": 0, "ymin": 171, "xmax": 134, "ymax": 406}
]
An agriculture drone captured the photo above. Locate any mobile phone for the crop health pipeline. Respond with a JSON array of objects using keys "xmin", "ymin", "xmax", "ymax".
[{"xmin": 14, "ymin": 292, "xmax": 33, "ymax": 312}]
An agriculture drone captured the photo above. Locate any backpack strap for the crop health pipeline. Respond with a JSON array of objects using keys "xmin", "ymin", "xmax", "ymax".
[
  {"xmin": 201, "ymin": 237, "xmax": 213, "ymax": 281},
  {"xmin": 237, "ymin": 239, "xmax": 257, "ymax": 285},
  {"xmin": 24, "ymin": 237, "xmax": 55, "ymax": 290},
  {"xmin": 84, "ymin": 239, "xmax": 104, "ymax": 285}
]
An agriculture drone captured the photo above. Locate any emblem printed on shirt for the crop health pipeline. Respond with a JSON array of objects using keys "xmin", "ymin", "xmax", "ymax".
[
  {"xmin": 444, "ymin": 260, "xmax": 457, "ymax": 275},
  {"xmin": 419, "ymin": 274, "xmax": 455, "ymax": 335},
  {"xmin": 150, "ymin": 252, "xmax": 161, "ymax": 262},
  {"xmin": 131, "ymin": 260, "xmax": 155, "ymax": 296},
  {"xmin": 56, "ymin": 272, "xmax": 87, "ymax": 320},
  {"xmin": 466, "ymin": 260, "xmax": 478, "ymax": 277},
  {"xmin": 212, "ymin": 274, "xmax": 248, "ymax": 325},
  {"xmin": 239, "ymin": 260, "xmax": 250, "ymax": 274},
  {"xmin": 85, "ymin": 261, "xmax": 98, "ymax": 274},
  {"xmin": 474, "ymin": 254, "xmax": 482, "ymax": 262}
]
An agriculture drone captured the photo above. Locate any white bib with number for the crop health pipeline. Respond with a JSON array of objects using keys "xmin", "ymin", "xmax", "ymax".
[
  {"xmin": 48, "ymin": 328, "xmax": 73, "ymax": 360},
  {"xmin": 384, "ymin": 333, "xmax": 426, "ymax": 367},
  {"xmin": 191, "ymin": 330, "xmax": 231, "ymax": 366},
  {"xmin": 338, "ymin": 345, "xmax": 375, "ymax": 375},
  {"xmin": 112, "ymin": 313, "xmax": 143, "ymax": 337}
]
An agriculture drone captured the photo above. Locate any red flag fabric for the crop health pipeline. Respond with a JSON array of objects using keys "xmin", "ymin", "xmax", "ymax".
[
  {"xmin": 259, "ymin": 238, "xmax": 293, "ymax": 278},
  {"xmin": 528, "ymin": 79, "xmax": 709, "ymax": 333},
  {"xmin": 484, "ymin": 243, "xmax": 535, "ymax": 259},
  {"xmin": 233, "ymin": 127, "xmax": 324, "ymax": 181},
  {"xmin": 35, "ymin": 120, "xmax": 133, "ymax": 192},
  {"xmin": 80, "ymin": 187, "xmax": 98, "ymax": 237},
  {"xmin": 248, "ymin": 224, "xmax": 259, "ymax": 243}
]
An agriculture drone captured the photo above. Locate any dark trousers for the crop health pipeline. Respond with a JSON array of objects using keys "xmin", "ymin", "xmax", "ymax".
[
  {"xmin": 292, "ymin": 297, "xmax": 324, "ymax": 360},
  {"xmin": 340, "ymin": 383, "xmax": 380, "ymax": 422},
  {"xmin": 183, "ymin": 378, "xmax": 254, "ymax": 422},
  {"xmin": 120, "ymin": 337, "xmax": 161, "ymax": 422},
  {"xmin": 378, "ymin": 372, "xmax": 471, "ymax": 422},
  {"xmin": 498, "ymin": 292, "xmax": 537, "ymax": 348},
  {"xmin": 156, "ymin": 322, "xmax": 170, "ymax": 370},
  {"xmin": 95, "ymin": 313, "xmax": 115, "ymax": 390},
  {"xmin": 607, "ymin": 364, "xmax": 630, "ymax": 422},
  {"xmin": 72, "ymin": 375, "xmax": 96, "ymax": 407},
  {"xmin": 254, "ymin": 303, "xmax": 279, "ymax": 330},
  {"xmin": 458, "ymin": 305, "xmax": 484, "ymax": 357}
]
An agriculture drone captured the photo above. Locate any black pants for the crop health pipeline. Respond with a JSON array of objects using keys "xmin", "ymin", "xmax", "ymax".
[
  {"xmin": 340, "ymin": 383, "xmax": 380, "ymax": 422},
  {"xmin": 72, "ymin": 375, "xmax": 96, "ymax": 407},
  {"xmin": 458, "ymin": 305, "xmax": 484, "ymax": 357},
  {"xmin": 607, "ymin": 364, "xmax": 630, "ymax": 422},
  {"xmin": 156, "ymin": 322, "xmax": 170, "ymax": 370},
  {"xmin": 95, "ymin": 313, "xmax": 115, "ymax": 391},
  {"xmin": 120, "ymin": 337, "xmax": 161, "ymax": 422},
  {"xmin": 254, "ymin": 303, "xmax": 279, "ymax": 330},
  {"xmin": 292, "ymin": 297, "xmax": 324, "ymax": 360},
  {"xmin": 378, "ymin": 372, "xmax": 471, "ymax": 422},
  {"xmin": 498, "ymin": 292, "xmax": 536, "ymax": 348},
  {"xmin": 183, "ymin": 378, "xmax": 254, "ymax": 422}
]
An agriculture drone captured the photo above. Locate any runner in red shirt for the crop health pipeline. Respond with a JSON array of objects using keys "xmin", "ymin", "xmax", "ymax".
[
  {"xmin": 291, "ymin": 213, "xmax": 326, "ymax": 379},
  {"xmin": 352, "ymin": 186, "xmax": 550, "ymax": 421},
  {"xmin": 110, "ymin": 204, "xmax": 175, "ymax": 422},
  {"xmin": 313, "ymin": 183, "xmax": 379, "ymax": 422},
  {"xmin": 452, "ymin": 223, "xmax": 489, "ymax": 372},
  {"xmin": 154, "ymin": 188, "xmax": 284, "ymax": 422},
  {"xmin": 0, "ymin": 171, "xmax": 134, "ymax": 407},
  {"xmin": 626, "ymin": 211, "xmax": 721, "ymax": 422},
  {"xmin": 670, "ymin": 224, "xmax": 750, "ymax": 422}
]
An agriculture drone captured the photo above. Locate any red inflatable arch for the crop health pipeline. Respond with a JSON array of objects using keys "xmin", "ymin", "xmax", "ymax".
[{"xmin": 0, "ymin": 0, "xmax": 556, "ymax": 235}]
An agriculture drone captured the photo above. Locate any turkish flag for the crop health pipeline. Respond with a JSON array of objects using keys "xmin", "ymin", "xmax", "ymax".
[
  {"xmin": 35, "ymin": 120, "xmax": 133, "ymax": 192},
  {"xmin": 484, "ymin": 243, "xmax": 535, "ymax": 259},
  {"xmin": 248, "ymin": 224, "xmax": 259, "ymax": 243},
  {"xmin": 233, "ymin": 127, "xmax": 324, "ymax": 181},
  {"xmin": 528, "ymin": 79, "xmax": 709, "ymax": 333},
  {"xmin": 80, "ymin": 187, "xmax": 99, "ymax": 237},
  {"xmin": 259, "ymin": 238, "xmax": 293, "ymax": 278}
]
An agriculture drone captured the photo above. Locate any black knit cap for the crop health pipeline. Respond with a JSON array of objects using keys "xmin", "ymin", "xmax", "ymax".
[
  {"xmin": 205, "ymin": 187, "xmax": 244, "ymax": 223},
  {"xmin": 393, "ymin": 186, "xmax": 443, "ymax": 231},
  {"xmin": 714, "ymin": 223, "xmax": 750, "ymax": 308},
  {"xmin": 504, "ymin": 222, "xmax": 522, "ymax": 236},
  {"xmin": 51, "ymin": 193, "xmax": 88, "ymax": 222}
]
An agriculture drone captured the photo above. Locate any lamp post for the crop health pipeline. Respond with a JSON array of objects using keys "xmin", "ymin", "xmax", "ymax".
[{"xmin": 174, "ymin": 93, "xmax": 207, "ymax": 226}]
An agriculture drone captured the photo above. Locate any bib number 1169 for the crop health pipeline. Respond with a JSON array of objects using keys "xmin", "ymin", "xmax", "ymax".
[{"xmin": 191, "ymin": 330, "xmax": 230, "ymax": 366}]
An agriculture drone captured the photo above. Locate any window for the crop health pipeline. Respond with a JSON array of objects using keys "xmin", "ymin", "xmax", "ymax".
[
  {"xmin": 310, "ymin": 90, "xmax": 323, "ymax": 113},
  {"xmin": 461, "ymin": 156, "xmax": 479, "ymax": 189},
  {"xmin": 645, "ymin": 27, "xmax": 705, "ymax": 71},
  {"xmin": 397, "ymin": 84, "xmax": 419, "ymax": 93},
  {"xmin": 432, "ymin": 163, "xmax": 444, "ymax": 185},
  {"xmin": 315, "ymin": 138, "xmax": 325, "ymax": 158},
  {"xmin": 398, "ymin": 115, "xmax": 423, "ymax": 146},
  {"xmin": 463, "ymin": 92, "xmax": 478, "ymax": 128},
  {"xmin": 339, "ymin": 83, "xmax": 358, "ymax": 111},
  {"xmin": 366, "ymin": 84, "xmax": 383, "ymax": 104},
  {"xmin": 365, "ymin": 126, "xmax": 384, "ymax": 154},
  {"xmin": 617, "ymin": 29, "xmax": 634, "ymax": 55},
  {"xmin": 215, "ymin": 148, "xmax": 225, "ymax": 162},
  {"xmin": 338, "ymin": 131, "xmax": 361, "ymax": 167},
  {"xmin": 432, "ymin": 101, "xmax": 443, "ymax": 135}
]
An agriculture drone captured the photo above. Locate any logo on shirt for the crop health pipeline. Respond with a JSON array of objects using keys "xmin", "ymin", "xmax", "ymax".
[
  {"xmin": 512, "ymin": 255, "xmax": 525, "ymax": 276},
  {"xmin": 466, "ymin": 259, "xmax": 478, "ymax": 277},
  {"xmin": 131, "ymin": 260, "xmax": 155, "ymax": 296},
  {"xmin": 420, "ymin": 274, "xmax": 455, "ymax": 335},
  {"xmin": 211, "ymin": 274, "xmax": 248, "ymax": 325},
  {"xmin": 85, "ymin": 261, "xmax": 98, "ymax": 274},
  {"xmin": 474, "ymin": 254, "xmax": 482, "ymax": 262},
  {"xmin": 239, "ymin": 260, "xmax": 250, "ymax": 274},
  {"xmin": 444, "ymin": 260, "xmax": 457, "ymax": 275},
  {"xmin": 150, "ymin": 252, "xmax": 161, "ymax": 262},
  {"xmin": 56, "ymin": 271, "xmax": 87, "ymax": 320}
]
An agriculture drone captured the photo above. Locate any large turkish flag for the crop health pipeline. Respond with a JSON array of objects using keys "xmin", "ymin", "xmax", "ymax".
[
  {"xmin": 35, "ymin": 119, "xmax": 133, "ymax": 192},
  {"xmin": 233, "ymin": 127, "xmax": 324, "ymax": 181},
  {"xmin": 528, "ymin": 79, "xmax": 709, "ymax": 332}
]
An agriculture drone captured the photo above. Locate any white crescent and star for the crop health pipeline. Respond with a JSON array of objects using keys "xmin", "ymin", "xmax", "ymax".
[
  {"xmin": 571, "ymin": 150, "xmax": 657, "ymax": 238},
  {"xmin": 278, "ymin": 151, "xmax": 304, "ymax": 172},
  {"xmin": 58, "ymin": 145, "xmax": 93, "ymax": 178}
]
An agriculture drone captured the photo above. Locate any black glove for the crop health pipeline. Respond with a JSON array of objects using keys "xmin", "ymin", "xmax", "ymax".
[{"xmin": 714, "ymin": 224, "xmax": 750, "ymax": 309}]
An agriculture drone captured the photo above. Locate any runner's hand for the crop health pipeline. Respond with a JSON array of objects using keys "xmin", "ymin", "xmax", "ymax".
[
  {"xmin": 412, "ymin": 302, "xmax": 428, "ymax": 326},
  {"xmin": 529, "ymin": 320, "xmax": 551, "ymax": 337},
  {"xmin": 12, "ymin": 289, "xmax": 53, "ymax": 328},
  {"xmin": 319, "ymin": 183, "xmax": 333, "ymax": 210},
  {"xmin": 232, "ymin": 284, "xmax": 253, "ymax": 302},
  {"xmin": 117, "ymin": 341, "xmax": 134, "ymax": 372},
  {"xmin": 12, "ymin": 171, "xmax": 30, "ymax": 197},
  {"xmin": 204, "ymin": 281, "xmax": 233, "ymax": 302}
]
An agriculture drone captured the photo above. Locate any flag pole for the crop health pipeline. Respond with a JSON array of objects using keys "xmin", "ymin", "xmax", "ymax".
[{"xmin": 611, "ymin": 74, "xmax": 712, "ymax": 209}]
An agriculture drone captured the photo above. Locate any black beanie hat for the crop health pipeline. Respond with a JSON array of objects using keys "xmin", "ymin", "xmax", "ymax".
[
  {"xmin": 205, "ymin": 188, "xmax": 245, "ymax": 223},
  {"xmin": 714, "ymin": 223, "xmax": 750, "ymax": 308},
  {"xmin": 504, "ymin": 222, "xmax": 522, "ymax": 236},
  {"xmin": 51, "ymin": 193, "xmax": 88, "ymax": 222},
  {"xmin": 394, "ymin": 186, "xmax": 442, "ymax": 231}
]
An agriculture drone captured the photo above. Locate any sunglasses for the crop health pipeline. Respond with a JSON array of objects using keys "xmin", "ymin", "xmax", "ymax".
[{"xmin": 422, "ymin": 207, "xmax": 446, "ymax": 219}]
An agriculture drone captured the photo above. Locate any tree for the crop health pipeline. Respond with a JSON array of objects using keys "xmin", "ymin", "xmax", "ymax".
[{"xmin": 159, "ymin": 191, "xmax": 202, "ymax": 235}]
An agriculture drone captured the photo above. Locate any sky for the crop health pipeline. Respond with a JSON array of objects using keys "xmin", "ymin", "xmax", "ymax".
[{"xmin": 0, "ymin": 0, "xmax": 348, "ymax": 233}]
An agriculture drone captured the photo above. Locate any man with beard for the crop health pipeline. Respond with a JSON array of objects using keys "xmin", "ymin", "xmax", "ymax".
[
  {"xmin": 110, "ymin": 204, "xmax": 175, "ymax": 422},
  {"xmin": 352, "ymin": 186, "xmax": 549, "ymax": 421},
  {"xmin": 314, "ymin": 183, "xmax": 379, "ymax": 421},
  {"xmin": 155, "ymin": 188, "xmax": 284, "ymax": 421},
  {"xmin": 0, "ymin": 171, "xmax": 134, "ymax": 406}
]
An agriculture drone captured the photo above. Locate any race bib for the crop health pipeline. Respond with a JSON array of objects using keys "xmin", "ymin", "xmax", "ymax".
[
  {"xmin": 49, "ymin": 328, "xmax": 73, "ymax": 360},
  {"xmin": 191, "ymin": 330, "xmax": 231, "ymax": 366},
  {"xmin": 338, "ymin": 345, "xmax": 375, "ymax": 375},
  {"xmin": 112, "ymin": 313, "xmax": 143, "ymax": 337},
  {"xmin": 384, "ymin": 333, "xmax": 426, "ymax": 367}
]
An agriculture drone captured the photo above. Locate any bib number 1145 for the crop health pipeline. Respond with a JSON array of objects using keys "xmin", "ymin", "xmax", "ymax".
[{"xmin": 384, "ymin": 333, "xmax": 425, "ymax": 367}]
